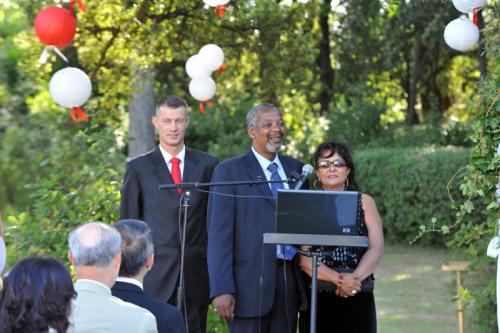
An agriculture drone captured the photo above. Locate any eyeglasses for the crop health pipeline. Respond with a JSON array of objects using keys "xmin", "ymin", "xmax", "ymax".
[{"xmin": 317, "ymin": 159, "xmax": 347, "ymax": 169}]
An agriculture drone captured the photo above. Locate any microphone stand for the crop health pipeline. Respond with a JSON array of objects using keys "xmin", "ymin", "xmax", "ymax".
[
  {"xmin": 176, "ymin": 191, "xmax": 190, "ymax": 331},
  {"xmin": 296, "ymin": 247, "xmax": 333, "ymax": 333}
]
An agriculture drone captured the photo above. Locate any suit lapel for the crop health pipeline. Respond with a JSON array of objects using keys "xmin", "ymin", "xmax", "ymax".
[
  {"xmin": 151, "ymin": 147, "xmax": 179, "ymax": 199},
  {"xmin": 278, "ymin": 154, "xmax": 294, "ymax": 182},
  {"xmin": 183, "ymin": 148, "xmax": 201, "ymax": 182},
  {"xmin": 243, "ymin": 149, "xmax": 275, "ymax": 206}
]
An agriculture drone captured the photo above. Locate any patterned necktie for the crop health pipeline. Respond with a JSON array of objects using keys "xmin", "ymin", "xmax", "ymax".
[
  {"xmin": 170, "ymin": 157, "xmax": 182, "ymax": 195},
  {"xmin": 267, "ymin": 162, "xmax": 296, "ymax": 260},
  {"xmin": 267, "ymin": 162, "xmax": 284, "ymax": 198}
]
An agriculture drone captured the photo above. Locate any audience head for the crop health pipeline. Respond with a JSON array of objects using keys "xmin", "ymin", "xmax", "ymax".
[
  {"xmin": 113, "ymin": 219, "xmax": 154, "ymax": 278},
  {"xmin": 312, "ymin": 141, "xmax": 358, "ymax": 191},
  {"xmin": 0, "ymin": 256, "xmax": 75, "ymax": 333},
  {"xmin": 67, "ymin": 221, "xmax": 122, "ymax": 286}
]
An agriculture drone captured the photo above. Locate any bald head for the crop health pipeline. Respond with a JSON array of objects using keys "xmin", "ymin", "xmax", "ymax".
[{"xmin": 68, "ymin": 222, "xmax": 121, "ymax": 267}]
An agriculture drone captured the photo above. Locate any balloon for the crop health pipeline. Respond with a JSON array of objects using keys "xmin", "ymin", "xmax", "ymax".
[
  {"xmin": 186, "ymin": 54, "xmax": 212, "ymax": 79},
  {"xmin": 444, "ymin": 17, "xmax": 479, "ymax": 52},
  {"xmin": 50, "ymin": 67, "xmax": 91, "ymax": 108},
  {"xmin": 199, "ymin": 44, "xmax": 224, "ymax": 72},
  {"xmin": 50, "ymin": 67, "xmax": 92, "ymax": 123},
  {"xmin": 189, "ymin": 76, "xmax": 216, "ymax": 101},
  {"xmin": 34, "ymin": 6, "xmax": 77, "ymax": 47},
  {"xmin": 452, "ymin": 0, "xmax": 486, "ymax": 13}
]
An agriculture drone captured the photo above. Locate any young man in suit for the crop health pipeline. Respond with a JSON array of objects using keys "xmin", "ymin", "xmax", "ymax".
[
  {"xmin": 67, "ymin": 222, "xmax": 158, "ymax": 333},
  {"xmin": 120, "ymin": 95, "xmax": 218, "ymax": 333},
  {"xmin": 112, "ymin": 219, "xmax": 185, "ymax": 333},
  {"xmin": 207, "ymin": 104, "xmax": 306, "ymax": 332}
]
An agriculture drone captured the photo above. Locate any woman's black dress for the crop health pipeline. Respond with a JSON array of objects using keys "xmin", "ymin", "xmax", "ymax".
[{"xmin": 299, "ymin": 193, "xmax": 377, "ymax": 333}]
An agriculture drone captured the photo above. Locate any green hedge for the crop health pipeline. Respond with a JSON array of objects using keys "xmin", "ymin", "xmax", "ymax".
[{"xmin": 354, "ymin": 147, "xmax": 473, "ymax": 245}]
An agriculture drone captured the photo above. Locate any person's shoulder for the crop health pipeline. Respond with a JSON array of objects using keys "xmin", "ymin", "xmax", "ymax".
[
  {"xmin": 280, "ymin": 154, "xmax": 304, "ymax": 166},
  {"xmin": 188, "ymin": 148, "xmax": 219, "ymax": 163},
  {"xmin": 217, "ymin": 152, "xmax": 248, "ymax": 167},
  {"xmin": 360, "ymin": 193, "xmax": 377, "ymax": 207},
  {"xmin": 126, "ymin": 148, "xmax": 157, "ymax": 166},
  {"xmin": 110, "ymin": 294, "xmax": 156, "ymax": 318}
]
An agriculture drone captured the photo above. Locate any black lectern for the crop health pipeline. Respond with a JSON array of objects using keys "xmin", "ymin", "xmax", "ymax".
[{"xmin": 263, "ymin": 189, "xmax": 368, "ymax": 333}]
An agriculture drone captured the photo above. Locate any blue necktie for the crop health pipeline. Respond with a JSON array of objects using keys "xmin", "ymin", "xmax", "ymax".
[{"xmin": 267, "ymin": 163, "xmax": 296, "ymax": 260}]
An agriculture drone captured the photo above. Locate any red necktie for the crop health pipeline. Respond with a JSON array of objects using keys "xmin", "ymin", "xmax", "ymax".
[{"xmin": 170, "ymin": 157, "xmax": 182, "ymax": 195}]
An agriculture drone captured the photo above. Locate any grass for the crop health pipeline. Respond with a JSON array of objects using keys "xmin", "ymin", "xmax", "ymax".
[
  {"xmin": 207, "ymin": 244, "xmax": 463, "ymax": 332},
  {"xmin": 376, "ymin": 244, "xmax": 461, "ymax": 333}
]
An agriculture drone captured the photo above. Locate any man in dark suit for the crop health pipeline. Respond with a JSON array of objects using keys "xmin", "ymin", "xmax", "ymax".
[
  {"xmin": 207, "ymin": 103, "xmax": 305, "ymax": 332},
  {"xmin": 120, "ymin": 95, "xmax": 218, "ymax": 333},
  {"xmin": 112, "ymin": 219, "xmax": 185, "ymax": 333}
]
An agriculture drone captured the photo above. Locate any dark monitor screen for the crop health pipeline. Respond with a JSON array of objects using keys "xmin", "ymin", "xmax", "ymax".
[{"xmin": 276, "ymin": 189, "xmax": 359, "ymax": 235}]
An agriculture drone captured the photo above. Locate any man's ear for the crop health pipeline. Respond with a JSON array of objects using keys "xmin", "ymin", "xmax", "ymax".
[
  {"xmin": 151, "ymin": 116, "xmax": 158, "ymax": 129},
  {"xmin": 145, "ymin": 253, "xmax": 154, "ymax": 271},
  {"xmin": 68, "ymin": 250, "xmax": 74, "ymax": 265},
  {"xmin": 113, "ymin": 250, "xmax": 122, "ymax": 269},
  {"xmin": 247, "ymin": 126, "xmax": 255, "ymax": 140}
]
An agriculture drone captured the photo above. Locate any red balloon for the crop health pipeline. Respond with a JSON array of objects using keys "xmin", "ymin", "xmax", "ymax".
[{"xmin": 34, "ymin": 7, "xmax": 77, "ymax": 48}]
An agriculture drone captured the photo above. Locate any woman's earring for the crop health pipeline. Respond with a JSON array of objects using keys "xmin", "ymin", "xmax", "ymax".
[
  {"xmin": 345, "ymin": 178, "xmax": 349, "ymax": 190},
  {"xmin": 314, "ymin": 179, "xmax": 322, "ymax": 190}
]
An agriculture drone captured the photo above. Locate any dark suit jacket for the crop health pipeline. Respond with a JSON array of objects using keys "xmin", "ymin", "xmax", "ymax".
[
  {"xmin": 207, "ymin": 149, "xmax": 304, "ymax": 317},
  {"xmin": 111, "ymin": 281, "xmax": 185, "ymax": 333},
  {"xmin": 120, "ymin": 147, "xmax": 218, "ymax": 306}
]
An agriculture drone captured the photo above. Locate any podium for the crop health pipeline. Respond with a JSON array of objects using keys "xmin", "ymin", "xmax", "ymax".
[{"xmin": 264, "ymin": 233, "xmax": 368, "ymax": 333}]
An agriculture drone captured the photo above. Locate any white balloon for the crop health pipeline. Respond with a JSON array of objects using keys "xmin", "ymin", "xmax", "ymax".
[
  {"xmin": 203, "ymin": 0, "xmax": 230, "ymax": 7},
  {"xmin": 452, "ymin": 0, "xmax": 486, "ymax": 13},
  {"xmin": 49, "ymin": 67, "xmax": 92, "ymax": 108},
  {"xmin": 444, "ymin": 17, "xmax": 479, "ymax": 52},
  {"xmin": 186, "ymin": 54, "xmax": 212, "ymax": 79},
  {"xmin": 189, "ymin": 76, "xmax": 216, "ymax": 101},
  {"xmin": 199, "ymin": 44, "xmax": 224, "ymax": 72}
]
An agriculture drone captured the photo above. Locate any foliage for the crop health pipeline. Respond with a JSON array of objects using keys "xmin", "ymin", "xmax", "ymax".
[
  {"xmin": 354, "ymin": 147, "xmax": 472, "ymax": 245},
  {"xmin": 4, "ymin": 118, "xmax": 124, "ymax": 265},
  {"xmin": 446, "ymin": 4, "xmax": 500, "ymax": 330}
]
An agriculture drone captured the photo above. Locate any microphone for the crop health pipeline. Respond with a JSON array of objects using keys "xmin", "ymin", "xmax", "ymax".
[{"xmin": 293, "ymin": 164, "xmax": 313, "ymax": 190}]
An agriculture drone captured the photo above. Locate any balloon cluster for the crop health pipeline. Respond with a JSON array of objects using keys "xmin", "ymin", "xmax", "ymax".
[
  {"xmin": 186, "ymin": 44, "xmax": 226, "ymax": 114},
  {"xmin": 444, "ymin": 0, "xmax": 486, "ymax": 52},
  {"xmin": 34, "ymin": 2, "xmax": 91, "ymax": 125},
  {"xmin": 203, "ymin": 0, "xmax": 230, "ymax": 18}
]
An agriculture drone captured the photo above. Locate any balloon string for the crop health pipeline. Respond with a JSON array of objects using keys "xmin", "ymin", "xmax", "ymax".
[
  {"xmin": 199, "ymin": 101, "xmax": 213, "ymax": 115},
  {"xmin": 216, "ymin": 5, "xmax": 228, "ymax": 18},
  {"xmin": 70, "ymin": 107, "xmax": 89, "ymax": 124},
  {"xmin": 217, "ymin": 64, "xmax": 227, "ymax": 76},
  {"xmin": 39, "ymin": 47, "xmax": 68, "ymax": 64},
  {"xmin": 69, "ymin": 0, "xmax": 87, "ymax": 12},
  {"xmin": 472, "ymin": 7, "xmax": 480, "ymax": 26}
]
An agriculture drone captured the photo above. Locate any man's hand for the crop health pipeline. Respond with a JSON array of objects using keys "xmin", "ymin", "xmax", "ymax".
[{"xmin": 214, "ymin": 294, "xmax": 235, "ymax": 319}]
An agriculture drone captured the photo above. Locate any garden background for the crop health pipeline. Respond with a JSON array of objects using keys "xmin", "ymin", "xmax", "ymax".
[{"xmin": 0, "ymin": 0, "xmax": 498, "ymax": 331}]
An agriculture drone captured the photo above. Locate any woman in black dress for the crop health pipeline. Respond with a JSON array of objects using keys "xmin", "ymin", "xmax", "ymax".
[{"xmin": 299, "ymin": 141, "xmax": 384, "ymax": 333}]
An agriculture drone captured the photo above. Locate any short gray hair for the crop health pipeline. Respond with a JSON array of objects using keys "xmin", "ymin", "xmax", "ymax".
[
  {"xmin": 68, "ymin": 222, "xmax": 121, "ymax": 267},
  {"xmin": 246, "ymin": 103, "xmax": 281, "ymax": 128},
  {"xmin": 113, "ymin": 219, "xmax": 154, "ymax": 277}
]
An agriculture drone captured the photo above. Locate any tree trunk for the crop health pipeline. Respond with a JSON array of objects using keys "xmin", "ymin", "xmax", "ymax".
[
  {"xmin": 407, "ymin": 30, "xmax": 421, "ymax": 125},
  {"xmin": 317, "ymin": 0, "xmax": 334, "ymax": 116},
  {"xmin": 128, "ymin": 68, "xmax": 156, "ymax": 159}
]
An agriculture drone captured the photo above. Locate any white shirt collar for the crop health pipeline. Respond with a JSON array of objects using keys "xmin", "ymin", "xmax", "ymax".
[
  {"xmin": 251, "ymin": 147, "xmax": 289, "ymax": 189},
  {"xmin": 159, "ymin": 144, "xmax": 186, "ymax": 164},
  {"xmin": 115, "ymin": 276, "xmax": 143, "ymax": 290}
]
